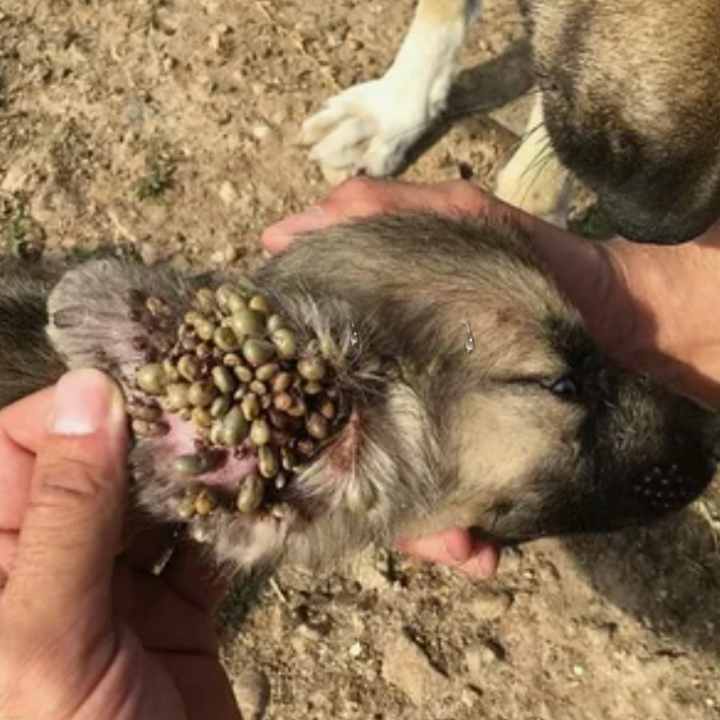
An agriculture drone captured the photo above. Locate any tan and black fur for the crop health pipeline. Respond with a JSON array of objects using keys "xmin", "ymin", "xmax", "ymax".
[
  {"xmin": 302, "ymin": 0, "xmax": 720, "ymax": 243},
  {"xmin": 530, "ymin": 0, "xmax": 720, "ymax": 241},
  {"xmin": 0, "ymin": 214, "xmax": 717, "ymax": 573}
]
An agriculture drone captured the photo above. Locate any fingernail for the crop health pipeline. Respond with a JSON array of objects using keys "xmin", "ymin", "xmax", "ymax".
[{"xmin": 49, "ymin": 369, "xmax": 126, "ymax": 436}]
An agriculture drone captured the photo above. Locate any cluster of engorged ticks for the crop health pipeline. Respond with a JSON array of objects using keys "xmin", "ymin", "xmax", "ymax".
[{"xmin": 126, "ymin": 282, "xmax": 347, "ymax": 521}]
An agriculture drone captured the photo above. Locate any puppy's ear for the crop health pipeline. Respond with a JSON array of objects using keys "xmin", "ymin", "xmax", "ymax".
[{"xmin": 46, "ymin": 259, "xmax": 205, "ymax": 385}]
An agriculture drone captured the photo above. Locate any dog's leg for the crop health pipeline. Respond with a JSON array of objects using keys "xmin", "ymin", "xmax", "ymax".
[
  {"xmin": 301, "ymin": 0, "xmax": 481, "ymax": 183},
  {"xmin": 494, "ymin": 94, "xmax": 573, "ymax": 227}
]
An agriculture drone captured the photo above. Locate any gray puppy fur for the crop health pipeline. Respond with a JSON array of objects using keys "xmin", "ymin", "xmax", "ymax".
[{"xmin": 0, "ymin": 214, "xmax": 717, "ymax": 572}]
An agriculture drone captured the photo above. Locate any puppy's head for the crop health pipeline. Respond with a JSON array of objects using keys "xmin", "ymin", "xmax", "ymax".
[
  {"xmin": 531, "ymin": 0, "xmax": 720, "ymax": 243},
  {"xmin": 249, "ymin": 215, "xmax": 719, "ymax": 560},
  {"xmin": 44, "ymin": 216, "xmax": 719, "ymax": 572},
  {"xmin": 437, "ymin": 306, "xmax": 717, "ymax": 543}
]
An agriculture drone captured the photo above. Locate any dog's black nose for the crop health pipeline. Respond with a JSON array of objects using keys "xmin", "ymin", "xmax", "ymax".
[
  {"xmin": 629, "ymin": 456, "xmax": 717, "ymax": 516},
  {"xmin": 626, "ymin": 422, "xmax": 720, "ymax": 518},
  {"xmin": 599, "ymin": 190, "xmax": 720, "ymax": 245}
]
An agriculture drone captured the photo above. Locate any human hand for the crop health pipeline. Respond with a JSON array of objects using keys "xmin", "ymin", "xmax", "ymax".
[
  {"xmin": 0, "ymin": 369, "xmax": 240, "ymax": 720},
  {"xmin": 261, "ymin": 177, "xmax": 720, "ymax": 577}
]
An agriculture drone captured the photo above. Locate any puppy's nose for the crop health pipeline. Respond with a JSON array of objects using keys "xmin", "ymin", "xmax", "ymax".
[{"xmin": 630, "ymin": 452, "xmax": 717, "ymax": 516}]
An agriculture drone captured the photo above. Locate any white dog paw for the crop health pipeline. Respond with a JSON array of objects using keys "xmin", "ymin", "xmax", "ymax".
[{"xmin": 300, "ymin": 78, "xmax": 435, "ymax": 183}]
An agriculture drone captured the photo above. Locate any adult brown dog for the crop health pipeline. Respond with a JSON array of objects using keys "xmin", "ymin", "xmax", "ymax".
[{"xmin": 301, "ymin": 0, "xmax": 720, "ymax": 244}]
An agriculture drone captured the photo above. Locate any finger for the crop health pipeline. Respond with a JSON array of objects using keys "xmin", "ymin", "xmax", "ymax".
[
  {"xmin": 0, "ymin": 443, "xmax": 32, "ymax": 531},
  {"xmin": 455, "ymin": 540, "xmax": 502, "ymax": 580},
  {"xmin": 396, "ymin": 528, "xmax": 500, "ymax": 580},
  {"xmin": 0, "ymin": 370, "xmax": 129, "ymax": 639},
  {"xmin": 260, "ymin": 177, "xmax": 595, "ymax": 285},
  {"xmin": 261, "ymin": 178, "xmax": 485, "ymax": 253},
  {"xmin": 160, "ymin": 541, "xmax": 232, "ymax": 613},
  {"xmin": 0, "ymin": 385, "xmax": 56, "ymax": 453},
  {"xmin": 0, "ymin": 531, "xmax": 18, "ymax": 582},
  {"xmin": 262, "ymin": 178, "xmax": 611, "ymax": 344},
  {"xmin": 0, "ymin": 387, "xmax": 56, "ymax": 531},
  {"xmin": 262, "ymin": 205, "xmax": 327, "ymax": 253},
  {"xmin": 159, "ymin": 656, "xmax": 242, "ymax": 720}
]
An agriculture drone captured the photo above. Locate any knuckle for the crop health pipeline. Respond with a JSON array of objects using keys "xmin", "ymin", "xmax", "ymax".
[
  {"xmin": 440, "ymin": 180, "xmax": 488, "ymax": 211},
  {"xmin": 328, "ymin": 176, "xmax": 390, "ymax": 212},
  {"xmin": 32, "ymin": 458, "xmax": 106, "ymax": 510}
]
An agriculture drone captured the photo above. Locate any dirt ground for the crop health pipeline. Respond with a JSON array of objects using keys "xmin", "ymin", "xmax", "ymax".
[{"xmin": 2, "ymin": 0, "xmax": 720, "ymax": 718}]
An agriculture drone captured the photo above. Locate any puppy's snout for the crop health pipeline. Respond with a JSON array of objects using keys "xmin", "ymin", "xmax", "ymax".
[
  {"xmin": 576, "ymin": 381, "xmax": 720, "ymax": 532},
  {"xmin": 627, "ymin": 410, "xmax": 719, "ymax": 517},
  {"xmin": 630, "ymin": 455, "xmax": 716, "ymax": 516}
]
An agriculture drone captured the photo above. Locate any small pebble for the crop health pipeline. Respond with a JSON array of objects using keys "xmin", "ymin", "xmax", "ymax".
[
  {"xmin": 233, "ymin": 666, "xmax": 270, "ymax": 720},
  {"xmin": 469, "ymin": 590, "xmax": 514, "ymax": 621}
]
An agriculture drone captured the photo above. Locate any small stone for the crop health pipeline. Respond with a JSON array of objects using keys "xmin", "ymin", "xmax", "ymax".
[
  {"xmin": 209, "ymin": 24, "xmax": 232, "ymax": 53},
  {"xmin": 251, "ymin": 123, "xmax": 272, "ymax": 141},
  {"xmin": 232, "ymin": 666, "xmax": 270, "ymax": 720},
  {"xmin": 223, "ymin": 245, "xmax": 239, "ymax": 264},
  {"xmin": 469, "ymin": 590, "xmax": 513, "ymax": 621},
  {"xmin": 349, "ymin": 642, "xmax": 364, "ymax": 659},
  {"xmin": 572, "ymin": 664, "xmax": 585, "ymax": 677},
  {"xmin": 461, "ymin": 686, "xmax": 481, "ymax": 708},
  {"xmin": 140, "ymin": 242, "xmax": 160, "ymax": 266},
  {"xmin": 381, "ymin": 633, "xmax": 449, "ymax": 706},
  {"xmin": 465, "ymin": 640, "xmax": 506, "ymax": 678},
  {"xmin": 219, "ymin": 181, "xmax": 239, "ymax": 206},
  {"xmin": 352, "ymin": 554, "xmax": 391, "ymax": 591}
]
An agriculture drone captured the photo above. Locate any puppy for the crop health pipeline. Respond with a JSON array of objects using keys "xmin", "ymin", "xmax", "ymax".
[
  {"xmin": 1, "ymin": 214, "xmax": 717, "ymax": 573},
  {"xmin": 301, "ymin": 0, "xmax": 720, "ymax": 244}
]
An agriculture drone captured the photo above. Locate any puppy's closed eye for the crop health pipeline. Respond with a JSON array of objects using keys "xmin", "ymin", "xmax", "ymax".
[
  {"xmin": 507, "ymin": 374, "xmax": 580, "ymax": 401},
  {"xmin": 545, "ymin": 376, "xmax": 579, "ymax": 399}
]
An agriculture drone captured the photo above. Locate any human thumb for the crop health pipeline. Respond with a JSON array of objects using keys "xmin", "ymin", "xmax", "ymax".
[{"xmin": 0, "ymin": 369, "xmax": 129, "ymax": 641}]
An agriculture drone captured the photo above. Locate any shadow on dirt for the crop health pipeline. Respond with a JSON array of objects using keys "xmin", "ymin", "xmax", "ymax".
[
  {"xmin": 401, "ymin": 38, "xmax": 535, "ymax": 173},
  {"xmin": 563, "ymin": 495, "xmax": 720, "ymax": 658}
]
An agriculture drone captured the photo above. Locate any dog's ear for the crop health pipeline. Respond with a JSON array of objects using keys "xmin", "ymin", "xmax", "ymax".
[{"xmin": 46, "ymin": 259, "xmax": 207, "ymax": 385}]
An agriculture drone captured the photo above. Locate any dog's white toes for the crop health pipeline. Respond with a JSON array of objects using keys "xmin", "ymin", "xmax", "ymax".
[
  {"xmin": 358, "ymin": 136, "xmax": 412, "ymax": 178},
  {"xmin": 300, "ymin": 98, "xmax": 353, "ymax": 147},
  {"xmin": 301, "ymin": 78, "xmax": 432, "ymax": 183},
  {"xmin": 307, "ymin": 116, "xmax": 373, "ymax": 171}
]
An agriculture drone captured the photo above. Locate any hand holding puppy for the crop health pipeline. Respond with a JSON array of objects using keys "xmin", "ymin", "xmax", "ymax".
[{"xmin": 263, "ymin": 177, "xmax": 720, "ymax": 576}]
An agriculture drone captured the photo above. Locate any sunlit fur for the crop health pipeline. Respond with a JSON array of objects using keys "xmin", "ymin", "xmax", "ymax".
[{"xmin": 0, "ymin": 214, "xmax": 716, "ymax": 574}]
